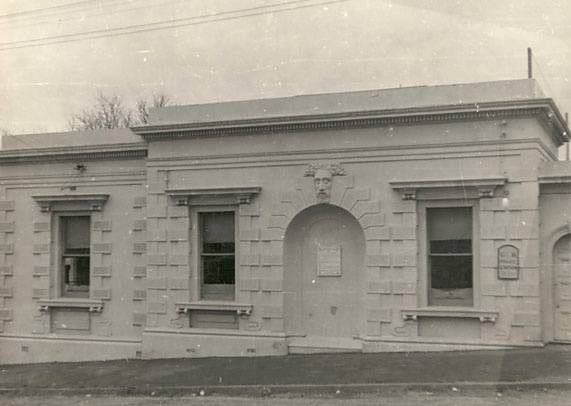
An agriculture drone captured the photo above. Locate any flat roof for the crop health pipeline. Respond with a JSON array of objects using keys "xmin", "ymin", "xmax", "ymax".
[
  {"xmin": 2, "ymin": 79, "xmax": 566, "ymax": 154},
  {"xmin": 148, "ymin": 79, "xmax": 546, "ymax": 125},
  {"xmin": 1, "ymin": 128, "xmax": 142, "ymax": 151}
]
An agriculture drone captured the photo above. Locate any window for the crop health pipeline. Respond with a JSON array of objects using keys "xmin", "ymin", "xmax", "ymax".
[
  {"xmin": 60, "ymin": 216, "xmax": 91, "ymax": 298},
  {"xmin": 199, "ymin": 211, "xmax": 235, "ymax": 301},
  {"xmin": 427, "ymin": 207, "xmax": 473, "ymax": 307}
]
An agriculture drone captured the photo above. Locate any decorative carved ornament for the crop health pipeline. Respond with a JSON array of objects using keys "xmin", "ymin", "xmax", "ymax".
[{"xmin": 304, "ymin": 162, "xmax": 346, "ymax": 203}]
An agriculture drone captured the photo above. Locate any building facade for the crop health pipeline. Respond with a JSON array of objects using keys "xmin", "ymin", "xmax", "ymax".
[{"xmin": 1, "ymin": 79, "xmax": 570, "ymax": 364}]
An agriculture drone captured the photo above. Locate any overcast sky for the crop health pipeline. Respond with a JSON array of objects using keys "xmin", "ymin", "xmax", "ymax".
[{"xmin": 0, "ymin": 0, "xmax": 570, "ymax": 134}]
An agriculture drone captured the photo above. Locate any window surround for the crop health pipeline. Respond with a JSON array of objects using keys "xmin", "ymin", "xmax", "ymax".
[
  {"xmin": 165, "ymin": 186, "xmax": 260, "ymax": 306},
  {"xmin": 390, "ymin": 178, "xmax": 495, "ymax": 311},
  {"xmin": 389, "ymin": 177, "xmax": 506, "ymax": 313},
  {"xmin": 31, "ymin": 194, "xmax": 109, "ymax": 309}
]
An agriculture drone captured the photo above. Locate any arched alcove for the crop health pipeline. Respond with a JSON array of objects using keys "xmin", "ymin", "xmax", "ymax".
[
  {"xmin": 553, "ymin": 233, "xmax": 571, "ymax": 341},
  {"xmin": 283, "ymin": 203, "xmax": 366, "ymax": 338}
]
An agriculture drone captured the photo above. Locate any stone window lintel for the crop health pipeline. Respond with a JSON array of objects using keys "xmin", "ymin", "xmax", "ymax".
[
  {"xmin": 32, "ymin": 194, "xmax": 109, "ymax": 212},
  {"xmin": 390, "ymin": 177, "xmax": 507, "ymax": 200},
  {"xmin": 166, "ymin": 187, "xmax": 261, "ymax": 206}
]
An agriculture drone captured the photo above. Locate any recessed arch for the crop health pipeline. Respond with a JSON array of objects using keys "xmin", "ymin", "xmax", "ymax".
[
  {"xmin": 553, "ymin": 232, "xmax": 571, "ymax": 341},
  {"xmin": 283, "ymin": 203, "xmax": 366, "ymax": 338}
]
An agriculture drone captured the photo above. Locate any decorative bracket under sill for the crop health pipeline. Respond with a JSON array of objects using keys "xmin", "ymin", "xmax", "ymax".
[{"xmin": 176, "ymin": 301, "xmax": 253, "ymax": 317}]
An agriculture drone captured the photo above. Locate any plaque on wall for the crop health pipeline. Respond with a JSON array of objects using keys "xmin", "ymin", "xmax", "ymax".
[
  {"xmin": 498, "ymin": 244, "xmax": 519, "ymax": 280},
  {"xmin": 317, "ymin": 244, "xmax": 342, "ymax": 276}
]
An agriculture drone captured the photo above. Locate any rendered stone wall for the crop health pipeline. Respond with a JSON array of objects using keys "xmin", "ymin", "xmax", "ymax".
[
  {"xmin": 143, "ymin": 115, "xmax": 552, "ymax": 350},
  {"xmin": 0, "ymin": 104, "xmax": 563, "ymax": 363},
  {"xmin": 0, "ymin": 159, "xmax": 146, "ymax": 364}
]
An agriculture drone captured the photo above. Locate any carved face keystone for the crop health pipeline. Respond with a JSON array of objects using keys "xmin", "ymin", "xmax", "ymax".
[{"xmin": 314, "ymin": 168, "xmax": 332, "ymax": 202}]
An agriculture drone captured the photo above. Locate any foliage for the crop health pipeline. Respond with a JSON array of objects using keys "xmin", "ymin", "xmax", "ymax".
[{"xmin": 68, "ymin": 93, "xmax": 170, "ymax": 131}]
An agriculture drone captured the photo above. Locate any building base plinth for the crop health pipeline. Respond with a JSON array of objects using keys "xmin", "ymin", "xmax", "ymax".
[
  {"xmin": 0, "ymin": 335, "xmax": 141, "ymax": 365},
  {"xmin": 141, "ymin": 329, "xmax": 288, "ymax": 359}
]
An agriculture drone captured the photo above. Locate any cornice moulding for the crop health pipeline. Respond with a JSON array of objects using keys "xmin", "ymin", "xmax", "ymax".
[
  {"xmin": 0, "ymin": 143, "xmax": 147, "ymax": 165},
  {"xmin": 132, "ymin": 99, "xmax": 569, "ymax": 145}
]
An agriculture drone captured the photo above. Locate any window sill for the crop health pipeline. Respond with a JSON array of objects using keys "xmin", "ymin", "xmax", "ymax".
[
  {"xmin": 37, "ymin": 298, "xmax": 104, "ymax": 313},
  {"xmin": 401, "ymin": 308, "xmax": 498, "ymax": 323},
  {"xmin": 176, "ymin": 301, "xmax": 253, "ymax": 316}
]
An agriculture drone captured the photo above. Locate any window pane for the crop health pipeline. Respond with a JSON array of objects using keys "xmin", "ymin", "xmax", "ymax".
[
  {"xmin": 430, "ymin": 255, "xmax": 473, "ymax": 289},
  {"xmin": 202, "ymin": 255, "xmax": 235, "ymax": 284},
  {"xmin": 201, "ymin": 212, "xmax": 234, "ymax": 253},
  {"xmin": 64, "ymin": 216, "xmax": 90, "ymax": 251},
  {"xmin": 430, "ymin": 239, "xmax": 472, "ymax": 254},
  {"xmin": 428, "ymin": 207, "xmax": 472, "ymax": 254},
  {"xmin": 62, "ymin": 216, "xmax": 90, "ymax": 298},
  {"xmin": 63, "ymin": 256, "xmax": 90, "ymax": 298},
  {"xmin": 427, "ymin": 207, "xmax": 474, "ymax": 307}
]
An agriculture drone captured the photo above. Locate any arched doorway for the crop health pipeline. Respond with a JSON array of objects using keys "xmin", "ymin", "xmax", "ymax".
[
  {"xmin": 553, "ymin": 234, "xmax": 571, "ymax": 341},
  {"xmin": 283, "ymin": 204, "xmax": 366, "ymax": 340}
]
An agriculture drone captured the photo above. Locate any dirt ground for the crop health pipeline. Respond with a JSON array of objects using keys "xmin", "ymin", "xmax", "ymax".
[{"xmin": 2, "ymin": 390, "xmax": 570, "ymax": 406}]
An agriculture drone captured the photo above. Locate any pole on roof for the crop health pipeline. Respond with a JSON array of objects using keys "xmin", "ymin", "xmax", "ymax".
[
  {"xmin": 527, "ymin": 47, "xmax": 533, "ymax": 79},
  {"xmin": 566, "ymin": 112, "xmax": 570, "ymax": 161}
]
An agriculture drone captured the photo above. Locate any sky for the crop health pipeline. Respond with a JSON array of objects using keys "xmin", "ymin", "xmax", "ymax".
[{"xmin": 0, "ymin": 0, "xmax": 570, "ymax": 135}]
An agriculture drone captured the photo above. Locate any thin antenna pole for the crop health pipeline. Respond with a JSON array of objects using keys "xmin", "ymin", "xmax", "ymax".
[
  {"xmin": 527, "ymin": 47, "xmax": 533, "ymax": 79},
  {"xmin": 566, "ymin": 112, "xmax": 570, "ymax": 161}
]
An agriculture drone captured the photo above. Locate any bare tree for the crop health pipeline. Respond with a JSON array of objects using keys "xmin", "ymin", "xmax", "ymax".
[
  {"xmin": 136, "ymin": 93, "xmax": 170, "ymax": 125},
  {"xmin": 69, "ymin": 93, "xmax": 170, "ymax": 131}
]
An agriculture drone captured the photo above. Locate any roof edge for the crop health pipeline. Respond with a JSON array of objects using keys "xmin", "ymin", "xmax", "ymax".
[
  {"xmin": 0, "ymin": 142, "xmax": 147, "ymax": 165},
  {"xmin": 133, "ymin": 99, "xmax": 570, "ymax": 146}
]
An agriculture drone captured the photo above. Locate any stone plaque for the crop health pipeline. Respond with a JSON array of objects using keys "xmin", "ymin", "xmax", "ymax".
[
  {"xmin": 317, "ymin": 244, "xmax": 341, "ymax": 276},
  {"xmin": 498, "ymin": 244, "xmax": 519, "ymax": 280}
]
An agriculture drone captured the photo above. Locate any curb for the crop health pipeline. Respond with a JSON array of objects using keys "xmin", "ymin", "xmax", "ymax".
[{"xmin": 1, "ymin": 381, "xmax": 571, "ymax": 398}]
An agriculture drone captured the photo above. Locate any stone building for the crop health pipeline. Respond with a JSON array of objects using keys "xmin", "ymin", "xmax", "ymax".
[{"xmin": 1, "ymin": 79, "xmax": 571, "ymax": 364}]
